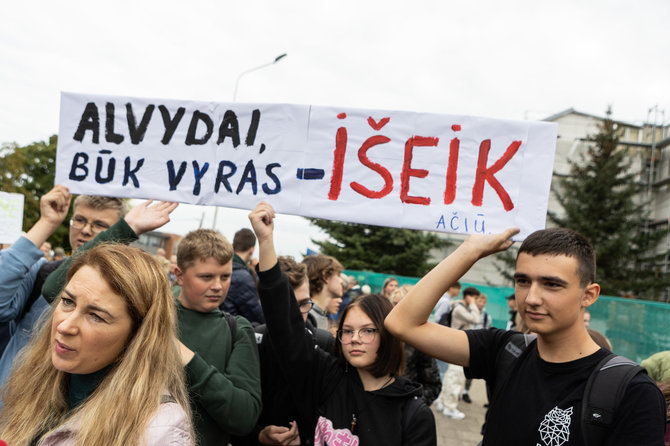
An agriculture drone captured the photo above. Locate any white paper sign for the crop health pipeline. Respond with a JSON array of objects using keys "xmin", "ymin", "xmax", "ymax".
[
  {"xmin": 56, "ymin": 92, "xmax": 558, "ymax": 239},
  {"xmin": 0, "ymin": 192, "xmax": 25, "ymax": 244}
]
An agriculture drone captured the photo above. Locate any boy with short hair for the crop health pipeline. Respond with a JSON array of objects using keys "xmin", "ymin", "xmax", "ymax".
[
  {"xmin": 174, "ymin": 229, "xmax": 262, "ymax": 446},
  {"xmin": 386, "ymin": 227, "xmax": 666, "ymax": 445}
]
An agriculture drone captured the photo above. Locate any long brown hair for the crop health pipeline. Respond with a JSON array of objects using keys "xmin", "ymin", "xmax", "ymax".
[{"xmin": 0, "ymin": 244, "xmax": 192, "ymax": 446}]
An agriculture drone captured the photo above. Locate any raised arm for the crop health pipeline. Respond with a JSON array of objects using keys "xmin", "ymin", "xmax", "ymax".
[
  {"xmin": 24, "ymin": 185, "xmax": 71, "ymax": 249},
  {"xmin": 385, "ymin": 229, "xmax": 518, "ymax": 367}
]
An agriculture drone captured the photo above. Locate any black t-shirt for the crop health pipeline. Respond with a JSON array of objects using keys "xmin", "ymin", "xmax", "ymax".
[{"xmin": 465, "ymin": 328, "xmax": 666, "ymax": 446}]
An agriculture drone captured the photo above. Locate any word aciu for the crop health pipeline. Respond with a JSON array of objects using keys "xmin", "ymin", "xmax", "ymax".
[
  {"xmin": 328, "ymin": 114, "xmax": 522, "ymax": 211},
  {"xmin": 72, "ymin": 102, "xmax": 265, "ymax": 151}
]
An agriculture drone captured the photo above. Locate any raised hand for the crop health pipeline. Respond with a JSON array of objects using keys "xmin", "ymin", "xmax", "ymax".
[
  {"xmin": 248, "ymin": 202, "xmax": 277, "ymax": 271},
  {"xmin": 25, "ymin": 185, "xmax": 72, "ymax": 248},
  {"xmin": 461, "ymin": 227, "xmax": 520, "ymax": 259},
  {"xmin": 124, "ymin": 200, "xmax": 179, "ymax": 235}
]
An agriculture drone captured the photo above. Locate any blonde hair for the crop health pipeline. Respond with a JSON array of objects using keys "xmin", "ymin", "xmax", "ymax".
[
  {"xmin": 73, "ymin": 195, "xmax": 128, "ymax": 218},
  {"xmin": 177, "ymin": 229, "xmax": 233, "ymax": 271},
  {"xmin": 0, "ymin": 244, "xmax": 192, "ymax": 446}
]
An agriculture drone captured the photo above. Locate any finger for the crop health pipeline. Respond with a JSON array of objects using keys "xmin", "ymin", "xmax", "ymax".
[{"xmin": 501, "ymin": 227, "xmax": 520, "ymax": 239}]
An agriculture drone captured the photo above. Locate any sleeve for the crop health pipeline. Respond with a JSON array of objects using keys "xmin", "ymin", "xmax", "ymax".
[
  {"xmin": 0, "ymin": 236, "xmax": 46, "ymax": 322},
  {"xmin": 144, "ymin": 402, "xmax": 193, "ymax": 446},
  {"xmin": 402, "ymin": 402, "xmax": 437, "ymax": 446},
  {"xmin": 185, "ymin": 317, "xmax": 262, "ymax": 436},
  {"xmin": 607, "ymin": 377, "xmax": 667, "ymax": 446},
  {"xmin": 452, "ymin": 302, "xmax": 479, "ymax": 329},
  {"xmin": 464, "ymin": 328, "xmax": 512, "ymax": 381},
  {"xmin": 41, "ymin": 218, "xmax": 138, "ymax": 301},
  {"xmin": 256, "ymin": 262, "xmax": 341, "ymax": 414}
]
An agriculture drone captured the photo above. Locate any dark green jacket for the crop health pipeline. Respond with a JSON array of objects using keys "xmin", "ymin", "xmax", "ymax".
[{"xmin": 178, "ymin": 302, "xmax": 262, "ymax": 445}]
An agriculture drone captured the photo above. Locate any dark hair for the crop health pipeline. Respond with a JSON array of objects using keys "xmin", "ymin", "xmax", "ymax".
[
  {"xmin": 517, "ymin": 228, "xmax": 596, "ymax": 287},
  {"xmin": 233, "ymin": 228, "xmax": 256, "ymax": 252},
  {"xmin": 588, "ymin": 329, "xmax": 612, "ymax": 351},
  {"xmin": 448, "ymin": 282, "xmax": 461, "ymax": 289},
  {"xmin": 334, "ymin": 294, "xmax": 404, "ymax": 378},
  {"xmin": 302, "ymin": 255, "xmax": 343, "ymax": 296},
  {"xmin": 277, "ymin": 255, "xmax": 307, "ymax": 290},
  {"xmin": 462, "ymin": 286, "xmax": 480, "ymax": 297}
]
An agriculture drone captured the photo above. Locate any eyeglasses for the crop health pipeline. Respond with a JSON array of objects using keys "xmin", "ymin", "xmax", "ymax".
[
  {"xmin": 298, "ymin": 299, "xmax": 314, "ymax": 314},
  {"xmin": 337, "ymin": 328, "xmax": 379, "ymax": 344},
  {"xmin": 69, "ymin": 216, "xmax": 111, "ymax": 234}
]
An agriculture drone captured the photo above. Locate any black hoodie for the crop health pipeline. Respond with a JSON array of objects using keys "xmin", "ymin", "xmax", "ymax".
[{"xmin": 257, "ymin": 263, "xmax": 436, "ymax": 446}]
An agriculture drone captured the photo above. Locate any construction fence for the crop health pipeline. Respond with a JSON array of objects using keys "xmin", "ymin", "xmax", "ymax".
[{"xmin": 344, "ymin": 269, "xmax": 670, "ymax": 363}]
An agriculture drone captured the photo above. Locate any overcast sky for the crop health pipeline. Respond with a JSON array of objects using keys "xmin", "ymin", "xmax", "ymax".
[{"xmin": 2, "ymin": 0, "xmax": 669, "ymax": 259}]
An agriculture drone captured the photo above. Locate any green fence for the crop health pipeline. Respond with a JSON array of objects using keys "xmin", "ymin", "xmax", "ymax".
[{"xmin": 344, "ymin": 270, "xmax": 670, "ymax": 363}]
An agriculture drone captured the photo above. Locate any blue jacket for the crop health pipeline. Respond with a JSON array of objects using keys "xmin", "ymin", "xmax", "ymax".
[{"xmin": 221, "ymin": 255, "xmax": 264, "ymax": 325}]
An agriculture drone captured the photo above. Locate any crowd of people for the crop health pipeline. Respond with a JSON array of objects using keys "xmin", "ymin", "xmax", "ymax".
[{"xmin": 0, "ymin": 185, "xmax": 667, "ymax": 445}]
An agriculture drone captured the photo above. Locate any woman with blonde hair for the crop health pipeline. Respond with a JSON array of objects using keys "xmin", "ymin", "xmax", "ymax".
[{"xmin": 0, "ymin": 244, "xmax": 192, "ymax": 445}]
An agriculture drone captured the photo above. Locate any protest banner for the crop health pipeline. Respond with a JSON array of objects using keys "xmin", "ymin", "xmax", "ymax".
[
  {"xmin": 0, "ymin": 192, "xmax": 24, "ymax": 244},
  {"xmin": 56, "ymin": 92, "xmax": 558, "ymax": 239}
]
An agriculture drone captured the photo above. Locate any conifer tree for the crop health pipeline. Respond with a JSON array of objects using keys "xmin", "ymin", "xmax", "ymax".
[
  {"xmin": 549, "ymin": 108, "xmax": 669, "ymax": 299},
  {"xmin": 307, "ymin": 219, "xmax": 448, "ymax": 277}
]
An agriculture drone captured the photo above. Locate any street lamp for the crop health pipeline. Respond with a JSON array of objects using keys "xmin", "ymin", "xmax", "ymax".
[
  {"xmin": 233, "ymin": 53, "xmax": 287, "ymax": 102},
  {"xmin": 213, "ymin": 53, "xmax": 288, "ymax": 229}
]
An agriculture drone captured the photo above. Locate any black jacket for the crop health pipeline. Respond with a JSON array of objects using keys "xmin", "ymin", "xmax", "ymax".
[{"xmin": 257, "ymin": 263, "xmax": 436, "ymax": 446}]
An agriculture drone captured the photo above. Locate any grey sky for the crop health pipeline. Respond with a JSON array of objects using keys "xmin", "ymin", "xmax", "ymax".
[{"xmin": 2, "ymin": 0, "xmax": 668, "ymax": 259}]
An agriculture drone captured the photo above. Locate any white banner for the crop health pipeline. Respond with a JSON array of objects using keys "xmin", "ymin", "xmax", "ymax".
[
  {"xmin": 0, "ymin": 192, "xmax": 25, "ymax": 244},
  {"xmin": 56, "ymin": 92, "xmax": 557, "ymax": 239}
]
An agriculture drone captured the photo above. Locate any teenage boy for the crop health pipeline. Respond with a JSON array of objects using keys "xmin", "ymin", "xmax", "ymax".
[
  {"xmin": 386, "ymin": 227, "xmax": 666, "ymax": 445},
  {"xmin": 0, "ymin": 187, "xmax": 177, "ymax": 392},
  {"xmin": 302, "ymin": 254, "xmax": 343, "ymax": 331},
  {"xmin": 174, "ymin": 229, "xmax": 262, "ymax": 446}
]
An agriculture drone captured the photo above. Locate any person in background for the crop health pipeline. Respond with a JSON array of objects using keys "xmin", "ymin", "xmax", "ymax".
[
  {"xmin": 642, "ymin": 351, "xmax": 670, "ymax": 383},
  {"xmin": 0, "ymin": 244, "xmax": 193, "ymax": 445},
  {"xmin": 393, "ymin": 285, "xmax": 442, "ymax": 406},
  {"xmin": 583, "ymin": 310, "xmax": 591, "ymax": 327},
  {"xmin": 221, "ymin": 228, "xmax": 264, "ymax": 325},
  {"xmin": 39, "ymin": 241, "xmax": 52, "ymax": 260},
  {"xmin": 53, "ymin": 247, "xmax": 66, "ymax": 261},
  {"xmin": 505, "ymin": 293, "xmax": 518, "ymax": 330},
  {"xmin": 250, "ymin": 202, "xmax": 436, "ymax": 445},
  {"xmin": 462, "ymin": 293, "xmax": 492, "ymax": 404},
  {"xmin": 302, "ymin": 254, "xmax": 343, "ymax": 332},
  {"xmin": 382, "ymin": 277, "xmax": 399, "ymax": 301}
]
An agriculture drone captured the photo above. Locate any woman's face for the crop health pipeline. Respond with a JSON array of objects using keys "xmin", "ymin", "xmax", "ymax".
[
  {"xmin": 384, "ymin": 280, "xmax": 398, "ymax": 298},
  {"xmin": 341, "ymin": 306, "xmax": 380, "ymax": 370},
  {"xmin": 51, "ymin": 265, "xmax": 134, "ymax": 375}
]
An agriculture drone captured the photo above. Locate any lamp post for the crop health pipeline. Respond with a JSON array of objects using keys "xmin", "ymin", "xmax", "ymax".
[
  {"xmin": 233, "ymin": 53, "xmax": 287, "ymax": 102},
  {"xmin": 213, "ymin": 53, "xmax": 287, "ymax": 229}
]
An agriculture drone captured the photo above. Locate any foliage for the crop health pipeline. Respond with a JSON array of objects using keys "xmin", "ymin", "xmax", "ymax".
[
  {"xmin": 307, "ymin": 219, "xmax": 449, "ymax": 277},
  {"xmin": 549, "ymin": 108, "xmax": 669, "ymax": 299},
  {"xmin": 0, "ymin": 135, "xmax": 71, "ymax": 249}
]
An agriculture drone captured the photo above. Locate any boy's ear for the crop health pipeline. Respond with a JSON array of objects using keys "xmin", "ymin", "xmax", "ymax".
[
  {"xmin": 581, "ymin": 282, "xmax": 600, "ymax": 308},
  {"xmin": 175, "ymin": 266, "xmax": 184, "ymax": 286}
]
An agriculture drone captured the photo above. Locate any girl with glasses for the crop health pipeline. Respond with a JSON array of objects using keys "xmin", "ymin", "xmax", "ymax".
[{"xmin": 249, "ymin": 202, "xmax": 436, "ymax": 446}]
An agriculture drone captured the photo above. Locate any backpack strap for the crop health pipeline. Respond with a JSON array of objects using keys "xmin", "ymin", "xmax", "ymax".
[
  {"xmin": 581, "ymin": 354, "xmax": 644, "ymax": 446},
  {"xmin": 489, "ymin": 333, "xmax": 536, "ymax": 403},
  {"xmin": 221, "ymin": 311, "xmax": 237, "ymax": 346}
]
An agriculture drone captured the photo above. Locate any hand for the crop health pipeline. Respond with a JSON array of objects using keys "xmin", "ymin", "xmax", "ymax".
[
  {"xmin": 124, "ymin": 200, "xmax": 178, "ymax": 235},
  {"xmin": 258, "ymin": 422, "xmax": 300, "ymax": 445},
  {"xmin": 461, "ymin": 227, "xmax": 520, "ymax": 259},
  {"xmin": 248, "ymin": 201, "xmax": 275, "ymax": 243},
  {"xmin": 176, "ymin": 339, "xmax": 195, "ymax": 366},
  {"xmin": 39, "ymin": 185, "xmax": 72, "ymax": 228}
]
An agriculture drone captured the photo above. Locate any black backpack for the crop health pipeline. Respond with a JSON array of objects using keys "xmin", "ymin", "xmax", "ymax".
[
  {"xmin": 437, "ymin": 301, "xmax": 465, "ymax": 328},
  {"xmin": 491, "ymin": 333, "xmax": 645, "ymax": 446}
]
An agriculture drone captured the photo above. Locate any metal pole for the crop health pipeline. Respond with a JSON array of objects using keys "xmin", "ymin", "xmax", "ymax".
[{"xmin": 213, "ymin": 54, "xmax": 287, "ymax": 229}]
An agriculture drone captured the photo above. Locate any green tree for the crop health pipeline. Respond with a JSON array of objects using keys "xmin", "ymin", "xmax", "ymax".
[
  {"xmin": 307, "ymin": 219, "xmax": 449, "ymax": 277},
  {"xmin": 0, "ymin": 135, "xmax": 71, "ymax": 249},
  {"xmin": 549, "ymin": 108, "xmax": 669, "ymax": 299}
]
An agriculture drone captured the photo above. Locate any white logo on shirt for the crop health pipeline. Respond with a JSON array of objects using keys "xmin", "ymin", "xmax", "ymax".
[{"xmin": 537, "ymin": 406, "xmax": 573, "ymax": 446}]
